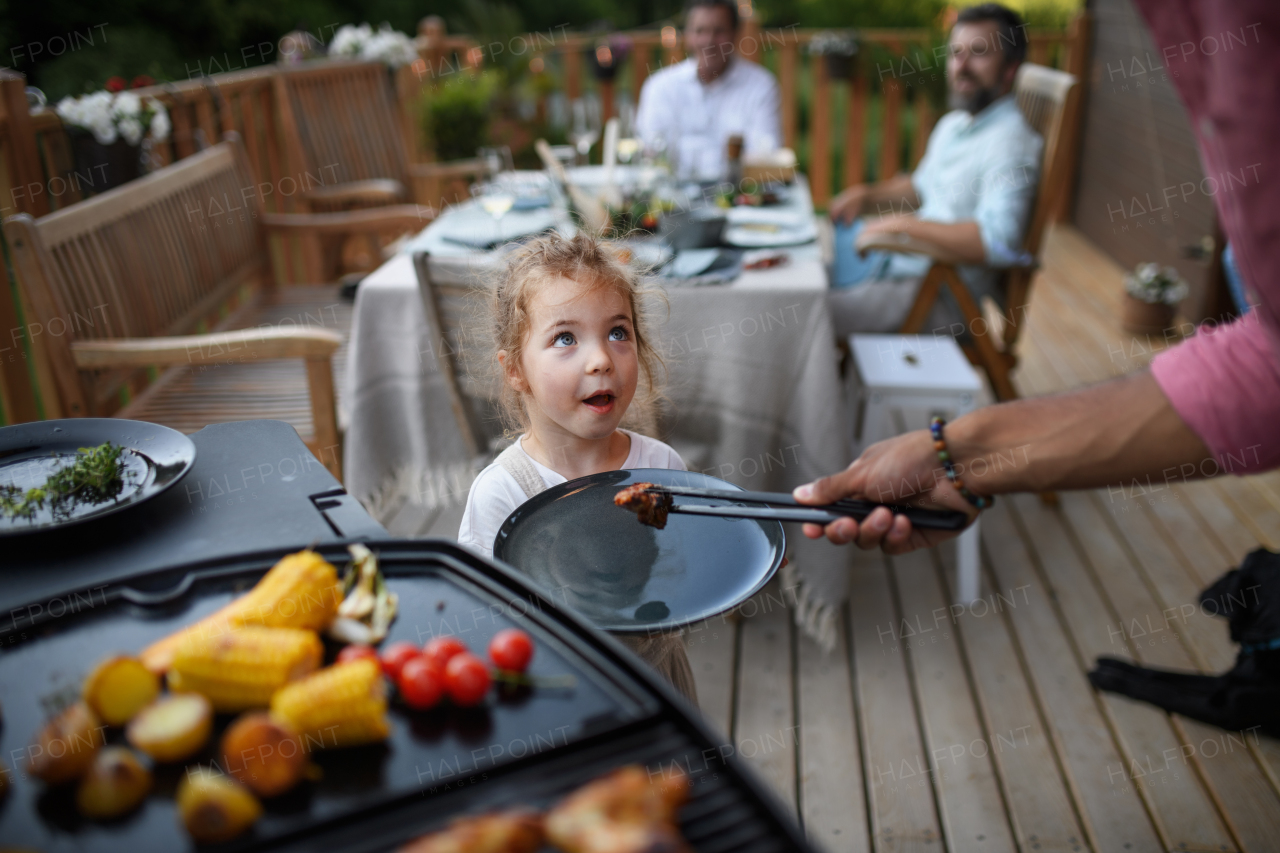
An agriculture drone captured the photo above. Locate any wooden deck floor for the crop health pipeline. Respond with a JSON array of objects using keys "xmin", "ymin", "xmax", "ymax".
[
  {"xmin": 382, "ymin": 223, "xmax": 1280, "ymax": 853},
  {"xmin": 685, "ymin": 224, "xmax": 1280, "ymax": 853}
]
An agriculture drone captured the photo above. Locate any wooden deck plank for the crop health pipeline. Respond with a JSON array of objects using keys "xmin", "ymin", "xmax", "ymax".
[
  {"xmin": 979, "ymin": 501, "xmax": 1164, "ymax": 853},
  {"xmin": 1171, "ymin": 481, "xmax": 1264, "ymax": 567},
  {"xmin": 888, "ymin": 549, "xmax": 1018, "ymax": 853},
  {"xmin": 1208, "ymin": 478, "xmax": 1280, "ymax": 551},
  {"xmin": 733, "ymin": 582, "xmax": 798, "ymax": 818},
  {"xmin": 1054, "ymin": 492, "xmax": 1280, "ymax": 853},
  {"xmin": 1010, "ymin": 494, "xmax": 1239, "ymax": 852},
  {"xmin": 847, "ymin": 550, "xmax": 944, "ymax": 852},
  {"xmin": 931, "ymin": 544, "xmax": 1090, "ymax": 853},
  {"xmin": 796, "ymin": 613, "xmax": 871, "ymax": 853},
  {"xmin": 1133, "ymin": 483, "xmax": 1243, "ymax": 585},
  {"xmin": 685, "ymin": 612, "xmax": 738, "ymax": 738},
  {"xmin": 1086, "ymin": 491, "xmax": 1238, "ymax": 672}
]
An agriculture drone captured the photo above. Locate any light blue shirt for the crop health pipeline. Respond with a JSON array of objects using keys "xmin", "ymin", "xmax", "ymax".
[{"xmin": 885, "ymin": 94, "xmax": 1043, "ymax": 304}]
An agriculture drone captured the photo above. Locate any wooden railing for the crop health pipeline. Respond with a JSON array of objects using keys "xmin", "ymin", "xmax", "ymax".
[{"xmin": 0, "ymin": 14, "xmax": 1085, "ymax": 425}]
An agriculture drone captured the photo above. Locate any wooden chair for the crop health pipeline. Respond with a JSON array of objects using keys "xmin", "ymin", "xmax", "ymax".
[
  {"xmin": 3, "ymin": 133, "xmax": 434, "ymax": 481},
  {"xmin": 411, "ymin": 251, "xmax": 502, "ymax": 458},
  {"xmin": 858, "ymin": 64, "xmax": 1081, "ymax": 401},
  {"xmin": 274, "ymin": 60, "xmax": 485, "ymax": 275},
  {"xmin": 270, "ymin": 59, "xmax": 483, "ymax": 279}
]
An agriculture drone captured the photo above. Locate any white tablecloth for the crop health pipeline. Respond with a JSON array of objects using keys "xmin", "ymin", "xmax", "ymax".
[{"xmin": 342, "ymin": 181, "xmax": 852, "ymax": 648}]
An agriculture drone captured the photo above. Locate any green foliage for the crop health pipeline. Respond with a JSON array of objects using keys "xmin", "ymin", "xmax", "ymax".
[
  {"xmin": 758, "ymin": 0, "xmax": 949, "ymax": 28},
  {"xmin": 422, "ymin": 70, "xmax": 501, "ymax": 161}
]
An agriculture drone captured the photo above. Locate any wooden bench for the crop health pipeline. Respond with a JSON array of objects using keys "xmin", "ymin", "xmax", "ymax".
[{"xmin": 3, "ymin": 133, "xmax": 434, "ymax": 480}]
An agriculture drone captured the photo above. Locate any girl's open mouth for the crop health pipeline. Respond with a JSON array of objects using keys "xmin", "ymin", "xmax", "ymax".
[{"xmin": 582, "ymin": 393, "xmax": 615, "ymax": 413}]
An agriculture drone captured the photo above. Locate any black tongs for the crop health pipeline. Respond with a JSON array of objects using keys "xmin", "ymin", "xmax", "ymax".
[{"xmin": 644, "ymin": 485, "xmax": 969, "ymax": 530}]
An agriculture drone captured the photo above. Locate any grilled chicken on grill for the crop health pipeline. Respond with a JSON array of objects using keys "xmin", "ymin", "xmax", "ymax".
[
  {"xmin": 545, "ymin": 765, "xmax": 692, "ymax": 853},
  {"xmin": 614, "ymin": 484, "xmax": 673, "ymax": 529},
  {"xmin": 397, "ymin": 810, "xmax": 544, "ymax": 853}
]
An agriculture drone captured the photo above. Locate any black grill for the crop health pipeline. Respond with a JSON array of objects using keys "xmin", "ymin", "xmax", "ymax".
[{"xmin": 0, "ymin": 540, "xmax": 813, "ymax": 853}]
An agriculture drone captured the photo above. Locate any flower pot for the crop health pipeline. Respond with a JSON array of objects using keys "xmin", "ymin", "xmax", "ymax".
[
  {"xmin": 1121, "ymin": 293, "xmax": 1178, "ymax": 334},
  {"xmin": 824, "ymin": 54, "xmax": 856, "ymax": 80},
  {"xmin": 70, "ymin": 132, "xmax": 141, "ymax": 195}
]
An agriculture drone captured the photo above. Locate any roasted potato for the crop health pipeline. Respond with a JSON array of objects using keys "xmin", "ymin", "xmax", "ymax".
[
  {"xmin": 220, "ymin": 713, "xmax": 305, "ymax": 797},
  {"xmin": 177, "ymin": 767, "xmax": 263, "ymax": 844},
  {"xmin": 26, "ymin": 702, "xmax": 105, "ymax": 784},
  {"xmin": 83, "ymin": 655, "xmax": 161, "ymax": 726},
  {"xmin": 76, "ymin": 747, "xmax": 152, "ymax": 819},
  {"xmin": 126, "ymin": 694, "xmax": 213, "ymax": 762}
]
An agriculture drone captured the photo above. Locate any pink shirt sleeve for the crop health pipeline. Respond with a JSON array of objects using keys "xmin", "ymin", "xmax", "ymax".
[
  {"xmin": 1133, "ymin": 0, "xmax": 1280, "ymax": 474},
  {"xmin": 1151, "ymin": 313, "xmax": 1280, "ymax": 473}
]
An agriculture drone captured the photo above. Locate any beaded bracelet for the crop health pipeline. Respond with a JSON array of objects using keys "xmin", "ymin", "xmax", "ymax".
[{"xmin": 929, "ymin": 416, "xmax": 993, "ymax": 510}]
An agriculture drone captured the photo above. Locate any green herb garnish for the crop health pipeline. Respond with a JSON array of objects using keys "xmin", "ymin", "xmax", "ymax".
[{"xmin": 0, "ymin": 442, "xmax": 129, "ymax": 522}]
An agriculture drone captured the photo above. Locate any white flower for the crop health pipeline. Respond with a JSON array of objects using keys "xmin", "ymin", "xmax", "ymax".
[
  {"xmin": 147, "ymin": 99, "xmax": 170, "ymax": 141},
  {"xmin": 119, "ymin": 116, "xmax": 144, "ymax": 146},
  {"xmin": 331, "ymin": 22, "xmax": 416, "ymax": 67},
  {"xmin": 1126, "ymin": 262, "xmax": 1189, "ymax": 305},
  {"xmin": 330, "ymin": 23, "xmax": 373, "ymax": 58},
  {"xmin": 90, "ymin": 119, "xmax": 118, "ymax": 145},
  {"xmin": 113, "ymin": 91, "xmax": 142, "ymax": 119},
  {"xmin": 362, "ymin": 25, "xmax": 417, "ymax": 67},
  {"xmin": 57, "ymin": 90, "xmax": 122, "ymax": 144}
]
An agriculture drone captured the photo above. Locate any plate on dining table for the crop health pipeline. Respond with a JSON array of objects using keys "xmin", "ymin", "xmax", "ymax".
[
  {"xmin": 0, "ymin": 418, "xmax": 196, "ymax": 535},
  {"xmin": 493, "ymin": 468, "xmax": 785, "ymax": 632}
]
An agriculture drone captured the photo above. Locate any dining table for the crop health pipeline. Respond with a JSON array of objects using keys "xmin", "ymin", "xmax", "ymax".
[{"xmin": 341, "ymin": 168, "xmax": 852, "ymax": 648}]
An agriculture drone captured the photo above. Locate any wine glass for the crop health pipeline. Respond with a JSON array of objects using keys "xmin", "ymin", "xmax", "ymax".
[
  {"xmin": 616, "ymin": 138, "xmax": 641, "ymax": 164},
  {"xmin": 477, "ymin": 146, "xmax": 514, "ymax": 181},
  {"xmin": 615, "ymin": 102, "xmax": 640, "ymax": 164},
  {"xmin": 471, "ymin": 183, "xmax": 516, "ymax": 245},
  {"xmin": 568, "ymin": 97, "xmax": 601, "ymax": 166}
]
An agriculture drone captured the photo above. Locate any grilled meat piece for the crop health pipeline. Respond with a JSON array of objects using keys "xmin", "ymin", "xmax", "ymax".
[
  {"xmin": 545, "ymin": 765, "xmax": 692, "ymax": 853},
  {"xmin": 614, "ymin": 484, "xmax": 673, "ymax": 530},
  {"xmin": 397, "ymin": 810, "xmax": 544, "ymax": 853}
]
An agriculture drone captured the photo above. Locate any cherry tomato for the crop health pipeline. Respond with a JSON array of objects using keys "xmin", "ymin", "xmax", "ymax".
[
  {"xmin": 337, "ymin": 644, "xmax": 378, "ymax": 665},
  {"xmin": 489, "ymin": 629, "xmax": 534, "ymax": 673},
  {"xmin": 422, "ymin": 636, "xmax": 468, "ymax": 672},
  {"xmin": 444, "ymin": 653, "xmax": 491, "ymax": 706},
  {"xmin": 380, "ymin": 641, "xmax": 421, "ymax": 681},
  {"xmin": 398, "ymin": 656, "xmax": 444, "ymax": 710}
]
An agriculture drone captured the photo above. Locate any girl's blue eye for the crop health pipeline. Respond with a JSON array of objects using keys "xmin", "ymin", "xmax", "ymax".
[
  {"xmin": 608, "ymin": 326, "xmax": 629, "ymax": 342},
  {"xmin": 553, "ymin": 332, "xmax": 575, "ymax": 347}
]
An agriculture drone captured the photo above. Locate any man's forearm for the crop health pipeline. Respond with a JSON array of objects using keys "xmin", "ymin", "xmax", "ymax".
[
  {"xmin": 901, "ymin": 219, "xmax": 985, "ymax": 264},
  {"xmin": 865, "ymin": 173, "xmax": 918, "ymax": 213},
  {"xmin": 946, "ymin": 370, "xmax": 1213, "ymax": 493}
]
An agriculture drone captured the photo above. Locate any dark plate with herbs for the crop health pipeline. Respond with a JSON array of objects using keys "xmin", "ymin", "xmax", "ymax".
[{"xmin": 0, "ymin": 418, "xmax": 195, "ymax": 535}]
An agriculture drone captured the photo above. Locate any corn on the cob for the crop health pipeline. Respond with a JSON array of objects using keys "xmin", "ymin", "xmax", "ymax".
[
  {"xmin": 271, "ymin": 659, "xmax": 389, "ymax": 749},
  {"xmin": 168, "ymin": 626, "xmax": 323, "ymax": 712},
  {"xmin": 142, "ymin": 550, "xmax": 343, "ymax": 674}
]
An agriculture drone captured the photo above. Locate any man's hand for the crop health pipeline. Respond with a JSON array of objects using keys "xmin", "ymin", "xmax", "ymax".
[
  {"xmin": 829, "ymin": 185, "xmax": 870, "ymax": 225},
  {"xmin": 792, "ymin": 430, "xmax": 978, "ymax": 552}
]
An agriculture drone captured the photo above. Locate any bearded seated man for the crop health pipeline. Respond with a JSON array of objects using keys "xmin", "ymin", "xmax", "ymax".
[{"xmin": 828, "ymin": 2, "xmax": 1043, "ymax": 338}]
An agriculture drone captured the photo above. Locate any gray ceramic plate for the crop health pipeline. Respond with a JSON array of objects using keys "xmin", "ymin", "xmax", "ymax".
[
  {"xmin": 493, "ymin": 468, "xmax": 785, "ymax": 632},
  {"xmin": 0, "ymin": 418, "xmax": 195, "ymax": 535}
]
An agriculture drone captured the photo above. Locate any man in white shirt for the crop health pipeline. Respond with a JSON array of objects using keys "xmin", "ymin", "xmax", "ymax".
[
  {"xmin": 636, "ymin": 0, "xmax": 781, "ymax": 182},
  {"xmin": 827, "ymin": 3, "xmax": 1043, "ymax": 337}
]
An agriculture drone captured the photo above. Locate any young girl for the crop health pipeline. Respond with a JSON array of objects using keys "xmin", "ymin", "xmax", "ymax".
[{"xmin": 457, "ymin": 232, "xmax": 697, "ymax": 702}]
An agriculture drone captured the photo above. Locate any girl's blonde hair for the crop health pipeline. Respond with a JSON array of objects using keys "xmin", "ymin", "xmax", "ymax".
[{"xmin": 489, "ymin": 232, "xmax": 666, "ymax": 435}]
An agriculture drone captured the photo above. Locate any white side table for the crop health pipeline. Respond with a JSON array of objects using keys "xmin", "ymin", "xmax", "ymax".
[{"xmin": 847, "ymin": 334, "xmax": 988, "ymax": 604}]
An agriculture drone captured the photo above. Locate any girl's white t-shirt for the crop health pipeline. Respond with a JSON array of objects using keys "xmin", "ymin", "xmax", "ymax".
[{"xmin": 457, "ymin": 430, "xmax": 687, "ymax": 557}]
